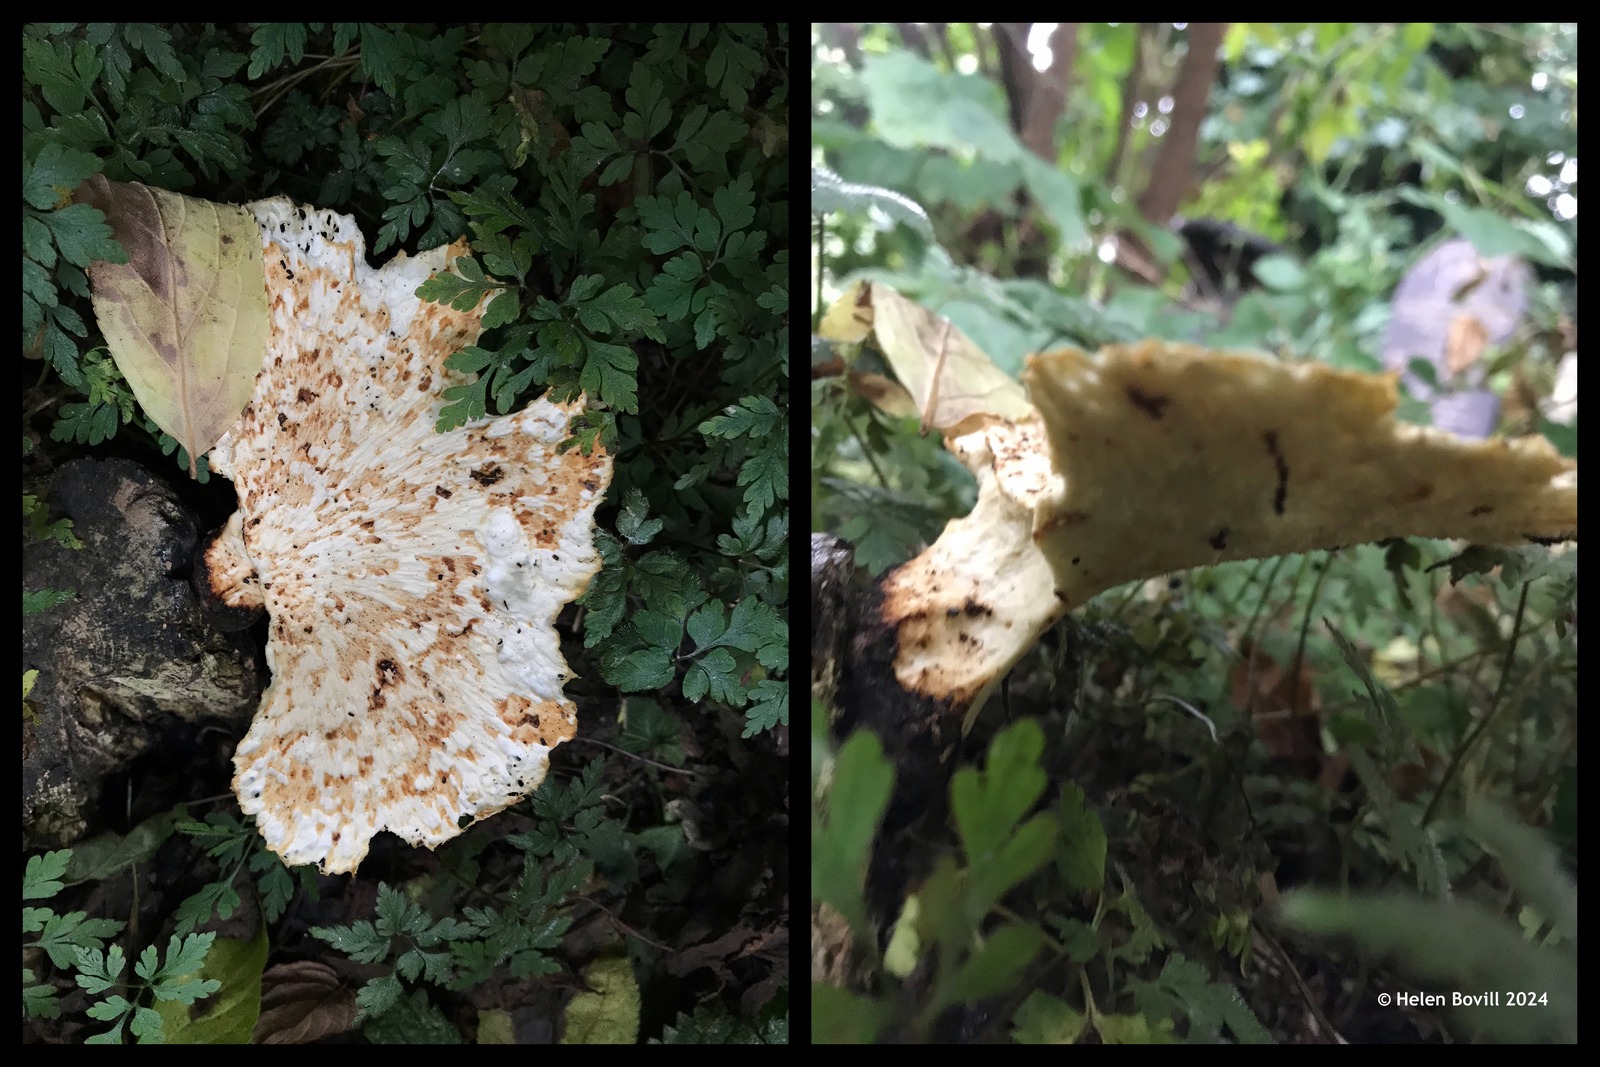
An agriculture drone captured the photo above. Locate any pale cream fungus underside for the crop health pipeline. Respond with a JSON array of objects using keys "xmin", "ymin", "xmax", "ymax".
[{"xmin": 882, "ymin": 341, "xmax": 1576, "ymax": 717}]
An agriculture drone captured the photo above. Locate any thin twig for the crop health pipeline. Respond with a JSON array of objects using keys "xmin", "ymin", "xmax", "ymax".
[{"xmin": 572, "ymin": 735, "xmax": 696, "ymax": 777}]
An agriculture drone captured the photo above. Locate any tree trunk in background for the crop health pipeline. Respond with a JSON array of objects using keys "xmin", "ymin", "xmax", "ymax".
[
  {"xmin": 1137, "ymin": 21, "xmax": 1227, "ymax": 224},
  {"xmin": 995, "ymin": 23, "xmax": 1032, "ymax": 133},
  {"xmin": 1105, "ymin": 26, "xmax": 1146, "ymax": 185},
  {"xmin": 894, "ymin": 23, "xmax": 933, "ymax": 61},
  {"xmin": 1020, "ymin": 24, "xmax": 1079, "ymax": 163}
]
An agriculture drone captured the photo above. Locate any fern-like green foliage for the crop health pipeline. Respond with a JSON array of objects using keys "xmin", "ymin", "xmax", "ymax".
[
  {"xmin": 23, "ymin": 589, "xmax": 75, "ymax": 616},
  {"xmin": 26, "ymin": 22, "xmax": 787, "ymax": 1040},
  {"xmin": 24, "ymin": 848, "xmax": 220, "ymax": 1043},
  {"xmin": 812, "ymin": 715, "xmax": 1277, "ymax": 1044},
  {"xmin": 1280, "ymin": 799, "xmax": 1577, "ymax": 1043},
  {"xmin": 24, "ymin": 850, "xmax": 125, "ymax": 1022},
  {"xmin": 813, "ymin": 721, "xmax": 1063, "ymax": 1038},
  {"xmin": 22, "ymin": 501, "xmax": 79, "ymax": 544},
  {"xmin": 74, "ymin": 932, "xmax": 222, "ymax": 1045},
  {"xmin": 654, "ymin": 1000, "xmax": 789, "ymax": 1043},
  {"xmin": 812, "ymin": 726, "xmax": 895, "ymax": 938},
  {"xmin": 174, "ymin": 812, "xmax": 316, "ymax": 934},
  {"xmin": 22, "ymin": 494, "xmax": 80, "ymax": 616},
  {"xmin": 305, "ymin": 760, "xmax": 655, "ymax": 1040}
]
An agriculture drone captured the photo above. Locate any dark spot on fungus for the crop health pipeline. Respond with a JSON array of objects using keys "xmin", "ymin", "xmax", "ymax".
[
  {"xmin": 1470, "ymin": 504, "xmax": 1495, "ymax": 517},
  {"xmin": 277, "ymin": 413, "xmax": 288, "ymax": 428},
  {"xmin": 1209, "ymin": 526, "xmax": 1230, "ymax": 550},
  {"xmin": 470, "ymin": 465, "xmax": 504, "ymax": 487},
  {"xmin": 1263, "ymin": 431, "xmax": 1289, "ymax": 516},
  {"xmin": 1125, "ymin": 385, "xmax": 1171, "ymax": 419},
  {"xmin": 297, "ymin": 387, "xmax": 318, "ymax": 404},
  {"xmin": 435, "ymin": 485, "xmax": 452, "ymax": 498}
]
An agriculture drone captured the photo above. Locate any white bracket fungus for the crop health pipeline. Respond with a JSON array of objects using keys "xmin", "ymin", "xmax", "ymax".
[{"xmin": 202, "ymin": 199, "xmax": 613, "ymax": 874}]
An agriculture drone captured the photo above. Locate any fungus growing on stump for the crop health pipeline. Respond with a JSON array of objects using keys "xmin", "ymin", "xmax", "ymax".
[
  {"xmin": 815, "ymin": 285, "xmax": 1578, "ymax": 989},
  {"xmin": 201, "ymin": 199, "xmax": 612, "ymax": 874}
]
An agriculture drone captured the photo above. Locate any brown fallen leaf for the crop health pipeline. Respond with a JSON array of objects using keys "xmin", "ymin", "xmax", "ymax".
[{"xmin": 252, "ymin": 960, "xmax": 358, "ymax": 1044}]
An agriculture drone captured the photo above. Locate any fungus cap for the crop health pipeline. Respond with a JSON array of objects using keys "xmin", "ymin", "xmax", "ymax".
[
  {"xmin": 1024, "ymin": 342, "xmax": 1576, "ymax": 600},
  {"xmin": 880, "ymin": 339, "xmax": 1575, "ymax": 717},
  {"xmin": 205, "ymin": 198, "xmax": 612, "ymax": 874}
]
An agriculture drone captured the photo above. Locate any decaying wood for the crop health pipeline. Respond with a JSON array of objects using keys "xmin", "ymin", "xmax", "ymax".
[{"xmin": 811, "ymin": 532, "xmax": 969, "ymax": 970}]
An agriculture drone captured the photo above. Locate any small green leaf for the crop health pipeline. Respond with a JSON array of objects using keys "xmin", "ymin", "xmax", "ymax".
[
  {"xmin": 812, "ymin": 730, "xmax": 895, "ymax": 935},
  {"xmin": 23, "ymin": 850, "xmax": 71, "ymax": 899},
  {"xmin": 248, "ymin": 23, "xmax": 309, "ymax": 79},
  {"xmin": 705, "ymin": 26, "xmax": 763, "ymax": 110},
  {"xmin": 616, "ymin": 487, "xmax": 663, "ymax": 545},
  {"xmin": 742, "ymin": 679, "xmax": 787, "ymax": 734},
  {"xmin": 736, "ymin": 444, "xmax": 786, "ymax": 511},
  {"xmin": 23, "ymin": 588, "xmax": 75, "ymax": 616},
  {"xmin": 952, "ymin": 719, "xmax": 1048, "ymax": 863},
  {"xmin": 579, "ymin": 338, "xmax": 638, "ymax": 413},
  {"xmin": 481, "ymin": 290, "xmax": 520, "ymax": 329},
  {"xmin": 25, "ymin": 143, "xmax": 104, "ymax": 210},
  {"xmin": 935, "ymin": 922, "xmax": 1045, "ymax": 1010},
  {"xmin": 1056, "ymin": 783, "xmax": 1107, "ymax": 893},
  {"xmin": 645, "ymin": 253, "xmax": 703, "ymax": 321},
  {"xmin": 701, "ymin": 395, "xmax": 781, "ymax": 439},
  {"xmin": 1012, "ymin": 990, "xmax": 1088, "ymax": 1044}
]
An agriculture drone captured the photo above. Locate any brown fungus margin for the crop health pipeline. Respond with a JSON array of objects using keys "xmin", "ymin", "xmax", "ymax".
[{"xmin": 202, "ymin": 198, "xmax": 613, "ymax": 874}]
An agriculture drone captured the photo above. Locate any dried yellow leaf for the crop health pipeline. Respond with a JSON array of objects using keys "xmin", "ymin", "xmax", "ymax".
[{"xmin": 78, "ymin": 177, "xmax": 270, "ymax": 477}]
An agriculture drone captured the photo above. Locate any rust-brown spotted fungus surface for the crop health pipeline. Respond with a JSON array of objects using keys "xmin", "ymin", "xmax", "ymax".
[
  {"xmin": 881, "ymin": 340, "xmax": 1577, "ymax": 723},
  {"xmin": 202, "ymin": 198, "xmax": 613, "ymax": 874}
]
